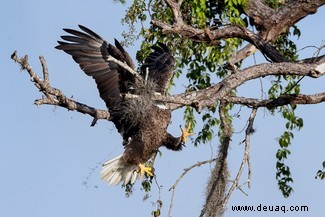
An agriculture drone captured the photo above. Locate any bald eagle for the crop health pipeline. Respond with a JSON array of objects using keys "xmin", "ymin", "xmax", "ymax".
[{"xmin": 56, "ymin": 25, "xmax": 192, "ymax": 186}]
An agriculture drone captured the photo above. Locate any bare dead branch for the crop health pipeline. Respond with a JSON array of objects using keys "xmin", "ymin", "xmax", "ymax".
[
  {"xmin": 167, "ymin": 158, "xmax": 217, "ymax": 217},
  {"xmin": 223, "ymin": 108, "xmax": 257, "ymax": 208},
  {"xmin": 39, "ymin": 56, "xmax": 50, "ymax": 84},
  {"xmin": 106, "ymin": 55, "xmax": 143, "ymax": 82},
  {"xmin": 11, "ymin": 51, "xmax": 110, "ymax": 125}
]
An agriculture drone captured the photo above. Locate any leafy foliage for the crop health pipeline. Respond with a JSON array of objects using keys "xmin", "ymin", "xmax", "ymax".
[
  {"xmin": 315, "ymin": 161, "xmax": 325, "ymax": 180},
  {"xmin": 116, "ymin": 0, "xmax": 306, "ymax": 198},
  {"xmin": 266, "ymin": 23, "xmax": 303, "ymax": 197}
]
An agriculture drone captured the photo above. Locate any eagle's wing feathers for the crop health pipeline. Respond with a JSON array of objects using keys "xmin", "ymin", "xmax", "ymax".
[
  {"xmin": 56, "ymin": 25, "xmax": 185, "ymax": 186},
  {"xmin": 55, "ymin": 25, "xmax": 135, "ymax": 108},
  {"xmin": 141, "ymin": 43, "xmax": 175, "ymax": 94}
]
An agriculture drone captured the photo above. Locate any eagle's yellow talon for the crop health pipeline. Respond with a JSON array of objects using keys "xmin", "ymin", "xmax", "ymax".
[
  {"xmin": 137, "ymin": 163, "xmax": 154, "ymax": 177},
  {"xmin": 180, "ymin": 123, "xmax": 194, "ymax": 143}
]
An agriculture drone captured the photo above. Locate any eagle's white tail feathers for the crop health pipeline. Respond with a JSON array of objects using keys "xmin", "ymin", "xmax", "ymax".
[{"xmin": 101, "ymin": 155, "xmax": 141, "ymax": 185}]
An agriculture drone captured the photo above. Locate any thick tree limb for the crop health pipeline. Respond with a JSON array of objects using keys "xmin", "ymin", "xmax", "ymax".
[
  {"xmin": 11, "ymin": 51, "xmax": 110, "ymax": 126},
  {"xmin": 232, "ymin": 0, "xmax": 325, "ymax": 64},
  {"xmin": 152, "ymin": 61, "xmax": 325, "ymax": 110},
  {"xmin": 243, "ymin": 0, "xmax": 274, "ymax": 27},
  {"xmin": 153, "ymin": 92, "xmax": 325, "ymax": 111},
  {"xmin": 261, "ymin": 0, "xmax": 324, "ymax": 42}
]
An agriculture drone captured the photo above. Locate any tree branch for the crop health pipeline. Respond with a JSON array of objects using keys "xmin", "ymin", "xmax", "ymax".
[
  {"xmin": 231, "ymin": 0, "xmax": 325, "ymax": 64},
  {"xmin": 154, "ymin": 0, "xmax": 324, "ymax": 64},
  {"xmin": 11, "ymin": 51, "xmax": 110, "ymax": 126},
  {"xmin": 152, "ymin": 18, "xmax": 288, "ymax": 63},
  {"xmin": 152, "ymin": 61, "xmax": 325, "ymax": 110},
  {"xmin": 243, "ymin": 0, "xmax": 274, "ymax": 27},
  {"xmin": 12, "ymin": 50, "xmax": 325, "ymax": 124},
  {"xmin": 225, "ymin": 93, "xmax": 325, "ymax": 108},
  {"xmin": 106, "ymin": 55, "xmax": 143, "ymax": 82},
  {"xmin": 265, "ymin": 0, "xmax": 324, "ymax": 42},
  {"xmin": 223, "ymin": 108, "xmax": 257, "ymax": 208},
  {"xmin": 167, "ymin": 158, "xmax": 217, "ymax": 217}
]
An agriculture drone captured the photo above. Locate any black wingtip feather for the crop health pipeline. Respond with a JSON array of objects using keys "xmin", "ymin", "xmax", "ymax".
[
  {"xmin": 55, "ymin": 41, "xmax": 69, "ymax": 50},
  {"xmin": 78, "ymin": 24, "xmax": 102, "ymax": 39},
  {"xmin": 114, "ymin": 38, "xmax": 125, "ymax": 52}
]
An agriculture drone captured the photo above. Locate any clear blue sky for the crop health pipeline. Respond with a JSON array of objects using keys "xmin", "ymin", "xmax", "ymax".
[{"xmin": 1, "ymin": 1, "xmax": 324, "ymax": 216}]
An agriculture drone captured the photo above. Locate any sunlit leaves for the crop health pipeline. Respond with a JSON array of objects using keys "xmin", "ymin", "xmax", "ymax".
[
  {"xmin": 276, "ymin": 116, "xmax": 295, "ymax": 198},
  {"xmin": 284, "ymin": 111, "xmax": 303, "ymax": 131},
  {"xmin": 141, "ymin": 178, "xmax": 153, "ymax": 192},
  {"xmin": 315, "ymin": 170, "xmax": 325, "ymax": 180},
  {"xmin": 276, "ymin": 161, "xmax": 293, "ymax": 198},
  {"xmin": 224, "ymin": 0, "xmax": 247, "ymax": 26},
  {"xmin": 190, "ymin": 0, "xmax": 207, "ymax": 28},
  {"xmin": 275, "ymin": 35, "xmax": 298, "ymax": 61},
  {"xmin": 123, "ymin": 0, "xmax": 147, "ymax": 23},
  {"xmin": 315, "ymin": 161, "xmax": 325, "ymax": 180},
  {"xmin": 275, "ymin": 104, "xmax": 303, "ymax": 197},
  {"xmin": 194, "ymin": 111, "xmax": 220, "ymax": 146}
]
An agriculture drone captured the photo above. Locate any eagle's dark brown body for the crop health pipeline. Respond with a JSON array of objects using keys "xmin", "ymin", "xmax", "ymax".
[
  {"xmin": 122, "ymin": 107, "xmax": 171, "ymax": 164},
  {"xmin": 56, "ymin": 25, "xmax": 186, "ymax": 185}
]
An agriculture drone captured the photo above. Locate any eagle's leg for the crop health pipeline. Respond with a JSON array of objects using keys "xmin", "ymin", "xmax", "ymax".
[
  {"xmin": 180, "ymin": 123, "xmax": 194, "ymax": 143},
  {"xmin": 137, "ymin": 163, "xmax": 154, "ymax": 177}
]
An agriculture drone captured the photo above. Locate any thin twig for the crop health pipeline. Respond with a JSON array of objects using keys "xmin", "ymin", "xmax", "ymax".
[
  {"xmin": 152, "ymin": 176, "xmax": 163, "ymax": 216},
  {"xmin": 167, "ymin": 158, "xmax": 217, "ymax": 217},
  {"xmin": 39, "ymin": 56, "xmax": 49, "ymax": 84}
]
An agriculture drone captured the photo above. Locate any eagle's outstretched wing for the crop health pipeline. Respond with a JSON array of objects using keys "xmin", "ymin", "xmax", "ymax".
[
  {"xmin": 56, "ymin": 25, "xmax": 190, "ymax": 186},
  {"xmin": 141, "ymin": 43, "xmax": 175, "ymax": 94},
  {"xmin": 55, "ymin": 25, "xmax": 135, "ymax": 109}
]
